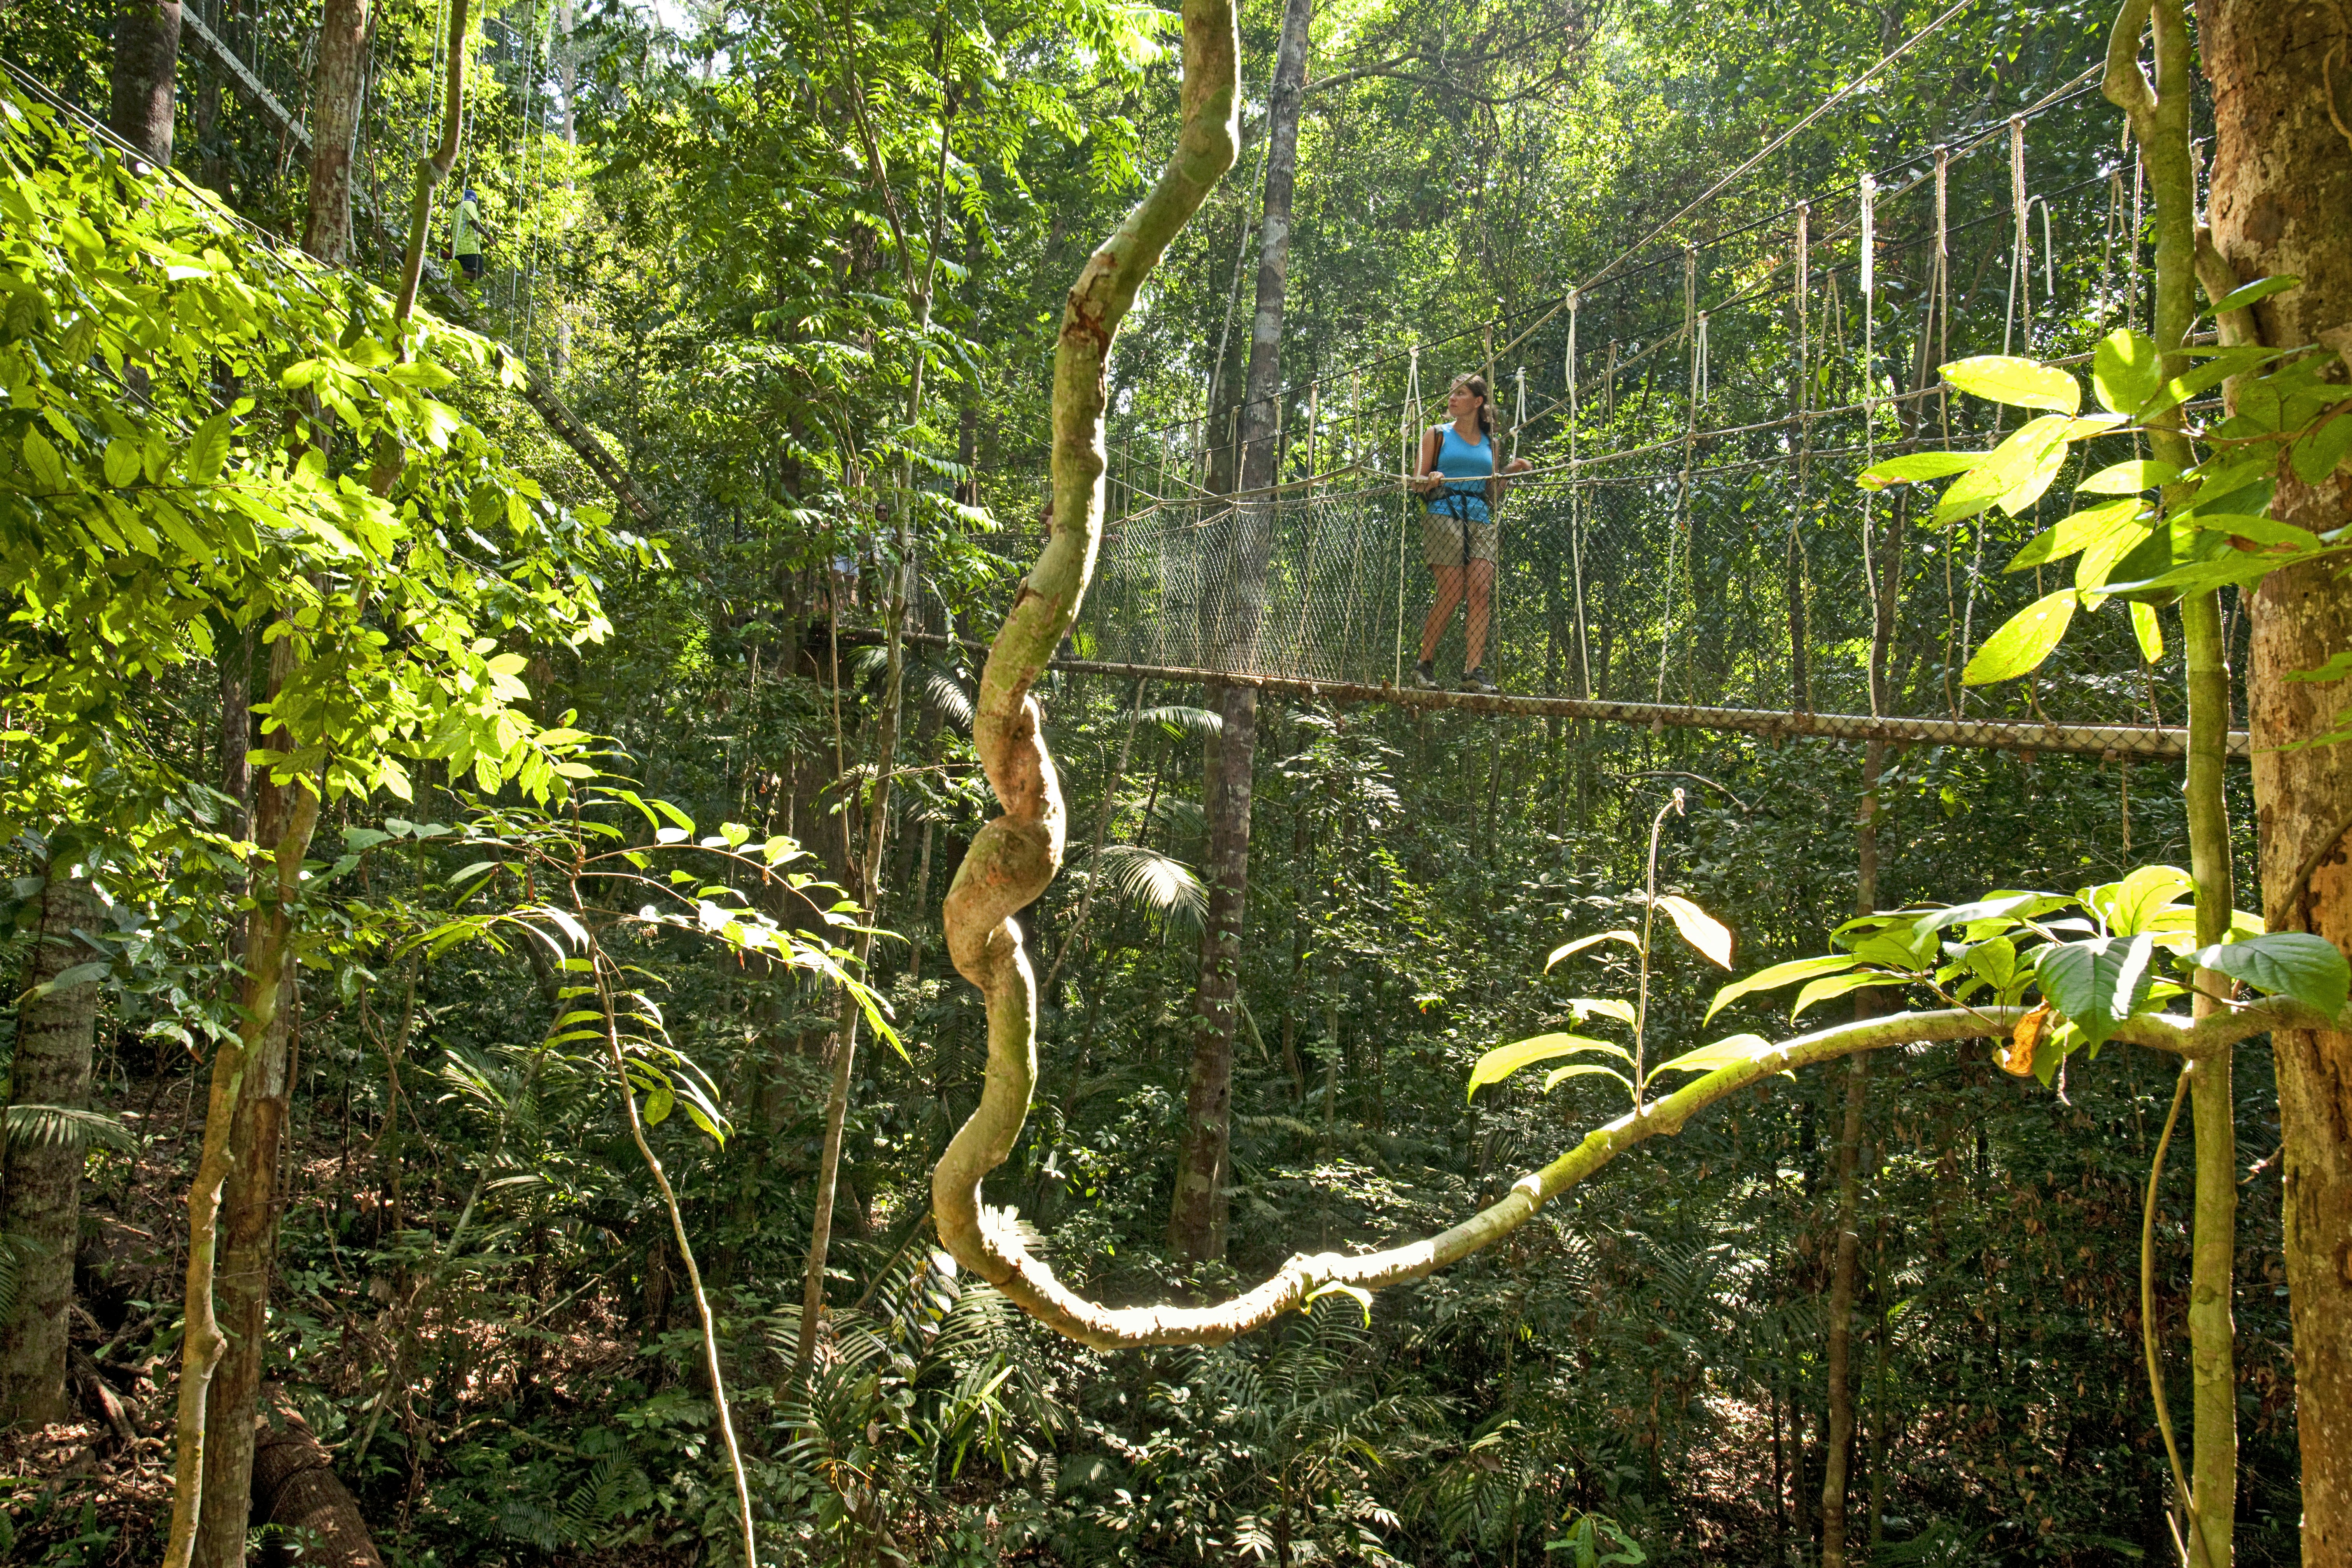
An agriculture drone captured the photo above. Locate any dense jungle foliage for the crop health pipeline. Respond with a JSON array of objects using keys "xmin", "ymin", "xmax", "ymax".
[{"xmin": 1, "ymin": 0, "xmax": 2348, "ymax": 1564}]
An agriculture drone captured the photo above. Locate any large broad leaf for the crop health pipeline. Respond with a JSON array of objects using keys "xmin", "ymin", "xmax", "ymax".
[
  {"xmin": 2291, "ymin": 410, "xmax": 2352, "ymax": 486},
  {"xmin": 2035, "ymin": 934, "xmax": 2158, "ymax": 1048},
  {"xmin": 1467, "ymin": 1033, "xmax": 1620, "ymax": 1099},
  {"xmin": 1654, "ymin": 895, "xmax": 1733, "ymax": 969},
  {"xmin": 1791, "ymin": 970, "xmax": 1901, "ymax": 1019},
  {"xmin": 2083, "ymin": 864, "xmax": 2191, "ymax": 937},
  {"xmin": 2007, "ymin": 500, "xmax": 2145, "ymax": 573},
  {"xmin": 1540, "ymin": 1062, "xmax": 1636, "ymax": 1095},
  {"xmin": 1548, "ymin": 929, "xmax": 1640, "ymax": 970},
  {"xmin": 2210, "ymin": 274, "xmax": 2299, "ymax": 315},
  {"xmin": 1704, "ymin": 955, "xmax": 1855, "ymax": 1023},
  {"xmin": 1944, "ymin": 355, "xmax": 2081, "ymax": 413},
  {"xmin": 2092, "ymin": 329, "xmax": 2163, "ymax": 415},
  {"xmin": 1918, "ymin": 890, "xmax": 2072, "ymax": 934},
  {"xmin": 1857, "ymin": 451, "xmax": 1986, "ymax": 490},
  {"xmin": 2130, "ymin": 600, "xmax": 2166, "ymax": 662},
  {"xmin": 2187, "ymin": 933, "xmax": 2350, "ymax": 1019},
  {"xmin": 1652, "ymin": 1033, "xmax": 1774, "ymax": 1076},
  {"xmin": 2077, "ymin": 458, "xmax": 2180, "ymax": 496},
  {"xmin": 1962, "ymin": 591, "xmax": 2077, "ymax": 685},
  {"xmin": 1934, "ymin": 415, "xmax": 2073, "ymax": 523}
]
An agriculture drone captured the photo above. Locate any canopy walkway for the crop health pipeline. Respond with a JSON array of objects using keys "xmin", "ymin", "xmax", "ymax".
[{"xmin": 1083, "ymin": 68, "xmax": 2236, "ymax": 762}]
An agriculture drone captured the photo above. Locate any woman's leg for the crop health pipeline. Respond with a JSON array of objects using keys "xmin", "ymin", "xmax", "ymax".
[
  {"xmin": 1464, "ymin": 558, "xmax": 1496, "ymax": 670},
  {"xmin": 1419, "ymin": 565, "xmax": 1466, "ymax": 663}
]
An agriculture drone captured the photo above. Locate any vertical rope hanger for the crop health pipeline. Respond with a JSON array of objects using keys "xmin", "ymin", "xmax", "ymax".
[
  {"xmin": 1568, "ymin": 288, "xmax": 1594, "ymax": 700},
  {"xmin": 1937, "ymin": 146, "xmax": 1963, "ymax": 716},
  {"xmin": 2004, "ymin": 114, "xmax": 2028, "ymax": 355},
  {"xmin": 1793, "ymin": 200, "xmax": 1814, "ymax": 712},
  {"xmin": 1860, "ymin": 168, "xmax": 1883, "ymax": 719},
  {"xmin": 1656, "ymin": 242, "xmax": 1698, "ymax": 703},
  {"xmin": 1397, "ymin": 345, "xmax": 1423, "ymax": 684}
]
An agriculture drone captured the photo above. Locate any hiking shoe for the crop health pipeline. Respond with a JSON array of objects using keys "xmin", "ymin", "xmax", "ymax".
[
  {"xmin": 1459, "ymin": 667, "xmax": 1498, "ymax": 695},
  {"xmin": 1410, "ymin": 660, "xmax": 1440, "ymax": 689}
]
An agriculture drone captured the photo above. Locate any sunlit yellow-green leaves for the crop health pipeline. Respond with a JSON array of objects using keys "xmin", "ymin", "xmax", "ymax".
[
  {"xmin": 2091, "ymin": 329, "xmax": 2162, "ymax": 415},
  {"xmin": 1942, "ymin": 355, "xmax": 2080, "ymax": 413},
  {"xmin": 1466, "ymin": 1033, "xmax": 1628, "ymax": 1101},
  {"xmin": 1962, "ymin": 590, "xmax": 2076, "ymax": 685}
]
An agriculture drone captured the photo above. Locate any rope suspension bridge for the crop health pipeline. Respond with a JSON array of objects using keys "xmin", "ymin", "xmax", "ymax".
[{"xmin": 1081, "ymin": 51, "xmax": 2241, "ymax": 762}]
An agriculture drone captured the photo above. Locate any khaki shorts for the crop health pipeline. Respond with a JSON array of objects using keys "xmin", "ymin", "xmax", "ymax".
[{"xmin": 1422, "ymin": 508, "xmax": 1498, "ymax": 567}]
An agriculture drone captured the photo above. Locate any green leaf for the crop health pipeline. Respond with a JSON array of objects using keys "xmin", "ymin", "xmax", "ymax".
[
  {"xmin": 1704, "ymin": 955, "xmax": 1855, "ymax": 1022},
  {"xmin": 1791, "ymin": 971, "xmax": 1900, "ymax": 1019},
  {"xmin": 2130, "ymin": 601, "xmax": 2165, "ymax": 662},
  {"xmin": 27, "ymin": 960, "xmax": 109, "ymax": 999},
  {"xmin": 186, "ymin": 412, "xmax": 233, "ymax": 485},
  {"xmin": 1857, "ymin": 451, "xmax": 1985, "ymax": 490},
  {"xmin": 2180, "ymin": 513, "xmax": 2322, "ymax": 550},
  {"xmin": 21, "ymin": 429, "xmax": 66, "ymax": 490},
  {"xmin": 2007, "ymin": 500, "xmax": 2145, "ymax": 572},
  {"xmin": 2084, "ymin": 865, "xmax": 2191, "ymax": 937},
  {"xmin": 1467, "ymin": 1033, "xmax": 1620, "ymax": 1099},
  {"xmin": 2091, "ymin": 329, "xmax": 2163, "ymax": 415},
  {"xmin": 2210, "ymin": 275, "xmax": 2298, "ymax": 315},
  {"xmin": 1654, "ymin": 895, "xmax": 1733, "ymax": 968},
  {"xmin": 1652, "ymin": 1032, "xmax": 1773, "ymax": 1076},
  {"xmin": 2035, "ymin": 934, "xmax": 2158, "ymax": 1048},
  {"xmin": 102, "ymin": 438, "xmax": 141, "ymax": 488},
  {"xmin": 1918, "ymin": 891, "xmax": 2072, "ymax": 934},
  {"xmin": 1962, "ymin": 591, "xmax": 2077, "ymax": 685},
  {"xmin": 1567, "ymin": 997, "xmax": 1638, "ymax": 1028},
  {"xmin": 1935, "ymin": 415, "xmax": 2075, "ymax": 524},
  {"xmin": 1547, "ymin": 930, "xmax": 1639, "ymax": 970},
  {"xmin": 2078, "ymin": 459, "xmax": 2179, "ymax": 495},
  {"xmin": 1944, "ymin": 355, "xmax": 2081, "ymax": 414},
  {"xmin": 2286, "ymin": 651, "xmax": 2352, "ymax": 683},
  {"xmin": 1538, "ymin": 1063, "xmax": 1636, "ymax": 1095},
  {"xmin": 2188, "ymin": 933, "xmax": 2348, "ymax": 1018},
  {"xmin": 2290, "ymin": 411, "xmax": 2352, "ymax": 486},
  {"xmin": 644, "ymin": 1079, "xmax": 675, "ymax": 1126}
]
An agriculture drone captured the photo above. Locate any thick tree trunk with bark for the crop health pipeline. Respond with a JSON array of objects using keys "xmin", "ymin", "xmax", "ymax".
[
  {"xmin": 109, "ymin": 0, "xmax": 182, "ymax": 166},
  {"xmin": 1168, "ymin": 0, "xmax": 1312, "ymax": 1263},
  {"xmin": 302, "ymin": 0, "xmax": 371, "ymax": 265},
  {"xmin": 2200, "ymin": 0, "xmax": 2352, "ymax": 1556},
  {"xmin": 251, "ymin": 1405, "xmax": 383, "ymax": 1567},
  {"xmin": 0, "ymin": 863, "xmax": 105, "ymax": 1428}
]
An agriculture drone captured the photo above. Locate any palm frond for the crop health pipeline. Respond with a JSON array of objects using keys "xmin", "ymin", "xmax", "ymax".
[
  {"xmin": 4, "ymin": 1103, "xmax": 133, "ymax": 1152},
  {"xmin": 923, "ymin": 670, "xmax": 975, "ymax": 731},
  {"xmin": 1140, "ymin": 703, "xmax": 1220, "ymax": 738},
  {"xmin": 1088, "ymin": 844, "xmax": 1206, "ymax": 922}
]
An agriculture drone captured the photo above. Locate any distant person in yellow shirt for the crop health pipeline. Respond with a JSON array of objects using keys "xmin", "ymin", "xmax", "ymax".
[{"xmin": 451, "ymin": 188, "xmax": 488, "ymax": 281}]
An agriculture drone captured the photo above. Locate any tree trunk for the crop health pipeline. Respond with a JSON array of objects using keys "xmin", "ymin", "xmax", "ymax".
[
  {"xmin": 1820, "ymin": 741, "xmax": 1883, "ymax": 1566},
  {"xmin": 164, "ymin": 633, "xmax": 322, "ymax": 1568},
  {"xmin": 301, "ymin": 0, "xmax": 371, "ymax": 265},
  {"xmin": 2205, "ymin": 5, "xmax": 2352, "ymax": 1554},
  {"xmin": 252, "ymin": 1405, "xmax": 384, "ymax": 1568},
  {"xmin": 109, "ymin": 0, "xmax": 182, "ymax": 167},
  {"xmin": 0, "ymin": 860, "xmax": 105, "ymax": 1428},
  {"xmin": 193, "ymin": 969, "xmax": 297, "ymax": 1568},
  {"xmin": 1167, "ymin": 0, "xmax": 1311, "ymax": 1264}
]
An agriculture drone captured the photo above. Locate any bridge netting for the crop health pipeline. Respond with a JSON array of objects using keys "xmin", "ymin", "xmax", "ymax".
[{"xmin": 1081, "ymin": 74, "xmax": 2223, "ymax": 738}]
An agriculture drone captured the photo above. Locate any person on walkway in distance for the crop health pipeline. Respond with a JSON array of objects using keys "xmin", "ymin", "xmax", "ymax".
[
  {"xmin": 1410, "ymin": 372, "xmax": 1529, "ymax": 693},
  {"xmin": 452, "ymin": 187, "xmax": 489, "ymax": 282}
]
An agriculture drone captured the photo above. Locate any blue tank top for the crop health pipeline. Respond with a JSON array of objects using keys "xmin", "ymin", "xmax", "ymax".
[{"xmin": 1426, "ymin": 424, "xmax": 1493, "ymax": 523}]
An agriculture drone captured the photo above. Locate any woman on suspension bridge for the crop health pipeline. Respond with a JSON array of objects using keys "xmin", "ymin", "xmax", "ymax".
[{"xmin": 1411, "ymin": 373, "xmax": 1528, "ymax": 693}]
